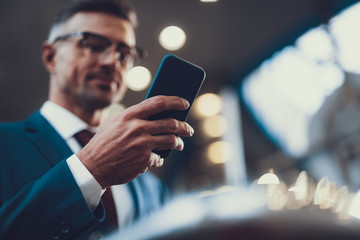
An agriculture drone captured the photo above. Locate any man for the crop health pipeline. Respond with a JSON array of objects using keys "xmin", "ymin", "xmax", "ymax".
[{"xmin": 0, "ymin": 0, "xmax": 194, "ymax": 239}]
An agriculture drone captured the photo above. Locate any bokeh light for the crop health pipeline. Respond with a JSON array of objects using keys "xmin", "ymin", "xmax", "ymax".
[
  {"xmin": 100, "ymin": 103, "xmax": 126, "ymax": 123},
  {"xmin": 267, "ymin": 182, "xmax": 288, "ymax": 211},
  {"xmin": 257, "ymin": 169, "xmax": 280, "ymax": 185},
  {"xmin": 201, "ymin": 115, "xmax": 227, "ymax": 138},
  {"xmin": 159, "ymin": 26, "xmax": 187, "ymax": 51},
  {"xmin": 206, "ymin": 141, "xmax": 232, "ymax": 164},
  {"xmin": 332, "ymin": 185, "xmax": 350, "ymax": 214},
  {"xmin": 125, "ymin": 66, "xmax": 152, "ymax": 91},
  {"xmin": 194, "ymin": 93, "xmax": 222, "ymax": 118}
]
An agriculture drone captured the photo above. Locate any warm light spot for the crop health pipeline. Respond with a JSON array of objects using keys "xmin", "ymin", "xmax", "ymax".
[
  {"xmin": 314, "ymin": 177, "xmax": 337, "ymax": 209},
  {"xmin": 194, "ymin": 93, "xmax": 222, "ymax": 118},
  {"xmin": 287, "ymin": 171, "xmax": 313, "ymax": 209},
  {"xmin": 257, "ymin": 169, "xmax": 280, "ymax": 185},
  {"xmin": 159, "ymin": 26, "xmax": 186, "ymax": 51},
  {"xmin": 314, "ymin": 177, "xmax": 329, "ymax": 206},
  {"xmin": 207, "ymin": 141, "xmax": 232, "ymax": 164},
  {"xmin": 332, "ymin": 185, "xmax": 350, "ymax": 214},
  {"xmin": 290, "ymin": 171, "xmax": 308, "ymax": 201},
  {"xmin": 267, "ymin": 182, "xmax": 288, "ymax": 211},
  {"xmin": 202, "ymin": 115, "xmax": 227, "ymax": 137},
  {"xmin": 100, "ymin": 103, "xmax": 126, "ymax": 123},
  {"xmin": 348, "ymin": 191, "xmax": 360, "ymax": 219},
  {"xmin": 125, "ymin": 66, "xmax": 152, "ymax": 91}
]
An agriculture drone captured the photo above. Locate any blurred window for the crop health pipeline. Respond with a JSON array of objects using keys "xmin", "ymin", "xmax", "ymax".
[{"xmin": 241, "ymin": 2, "xmax": 360, "ymax": 158}]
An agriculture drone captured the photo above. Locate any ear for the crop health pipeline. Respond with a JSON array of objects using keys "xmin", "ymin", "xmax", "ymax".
[{"xmin": 41, "ymin": 42, "xmax": 57, "ymax": 73}]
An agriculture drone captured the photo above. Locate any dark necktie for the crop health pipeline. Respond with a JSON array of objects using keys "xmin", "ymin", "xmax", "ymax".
[{"xmin": 74, "ymin": 129, "xmax": 119, "ymax": 230}]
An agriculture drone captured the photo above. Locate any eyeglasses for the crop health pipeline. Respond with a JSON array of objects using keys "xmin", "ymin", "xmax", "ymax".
[{"xmin": 52, "ymin": 31, "xmax": 147, "ymax": 68}]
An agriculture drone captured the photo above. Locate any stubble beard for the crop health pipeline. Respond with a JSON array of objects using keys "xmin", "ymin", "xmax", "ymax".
[
  {"xmin": 76, "ymin": 87, "xmax": 113, "ymax": 112},
  {"xmin": 60, "ymin": 82, "xmax": 113, "ymax": 112}
]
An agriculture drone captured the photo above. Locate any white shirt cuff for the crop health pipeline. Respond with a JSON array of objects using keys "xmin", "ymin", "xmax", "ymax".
[{"xmin": 66, "ymin": 154, "xmax": 103, "ymax": 211}]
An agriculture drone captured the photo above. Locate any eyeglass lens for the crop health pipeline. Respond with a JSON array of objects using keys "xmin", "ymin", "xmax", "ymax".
[{"xmin": 80, "ymin": 34, "xmax": 137, "ymax": 67}]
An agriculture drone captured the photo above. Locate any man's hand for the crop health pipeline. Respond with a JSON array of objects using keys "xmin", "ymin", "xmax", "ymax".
[{"xmin": 76, "ymin": 95, "xmax": 194, "ymax": 188}]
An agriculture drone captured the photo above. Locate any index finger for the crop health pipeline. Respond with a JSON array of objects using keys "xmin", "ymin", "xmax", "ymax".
[{"xmin": 129, "ymin": 95, "xmax": 190, "ymax": 120}]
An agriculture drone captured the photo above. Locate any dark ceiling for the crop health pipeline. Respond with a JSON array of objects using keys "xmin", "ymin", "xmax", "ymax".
[{"xmin": 1, "ymin": 0, "xmax": 358, "ymax": 121}]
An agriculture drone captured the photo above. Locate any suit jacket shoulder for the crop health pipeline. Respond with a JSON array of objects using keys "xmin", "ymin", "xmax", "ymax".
[{"xmin": 0, "ymin": 112, "xmax": 105, "ymax": 240}]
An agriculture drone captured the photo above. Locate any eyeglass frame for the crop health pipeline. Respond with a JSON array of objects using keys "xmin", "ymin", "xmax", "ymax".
[{"xmin": 51, "ymin": 31, "xmax": 147, "ymax": 68}]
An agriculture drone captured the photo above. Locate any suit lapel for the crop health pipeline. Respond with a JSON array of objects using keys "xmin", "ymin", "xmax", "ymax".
[{"xmin": 24, "ymin": 111, "xmax": 73, "ymax": 166}]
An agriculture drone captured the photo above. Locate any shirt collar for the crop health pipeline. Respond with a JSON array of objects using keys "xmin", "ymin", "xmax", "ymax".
[{"xmin": 40, "ymin": 101, "xmax": 90, "ymax": 140}]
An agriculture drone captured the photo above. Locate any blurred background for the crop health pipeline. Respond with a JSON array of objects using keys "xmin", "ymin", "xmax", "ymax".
[{"xmin": 2, "ymin": 0, "xmax": 360, "ymax": 206}]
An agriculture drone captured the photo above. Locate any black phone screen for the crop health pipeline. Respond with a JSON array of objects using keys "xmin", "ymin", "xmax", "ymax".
[{"xmin": 145, "ymin": 54, "xmax": 206, "ymax": 157}]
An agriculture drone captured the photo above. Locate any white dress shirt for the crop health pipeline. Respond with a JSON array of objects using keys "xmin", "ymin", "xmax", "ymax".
[{"xmin": 40, "ymin": 101, "xmax": 133, "ymax": 227}]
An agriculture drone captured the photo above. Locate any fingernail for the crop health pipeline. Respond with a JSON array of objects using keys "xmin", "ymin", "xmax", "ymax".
[
  {"xmin": 183, "ymin": 98, "xmax": 190, "ymax": 108},
  {"xmin": 159, "ymin": 158, "xmax": 164, "ymax": 167},
  {"xmin": 190, "ymin": 126, "xmax": 194, "ymax": 136},
  {"xmin": 177, "ymin": 137, "xmax": 184, "ymax": 150}
]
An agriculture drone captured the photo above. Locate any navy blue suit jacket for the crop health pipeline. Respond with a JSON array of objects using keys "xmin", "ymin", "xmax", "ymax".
[{"xmin": 0, "ymin": 112, "xmax": 168, "ymax": 240}]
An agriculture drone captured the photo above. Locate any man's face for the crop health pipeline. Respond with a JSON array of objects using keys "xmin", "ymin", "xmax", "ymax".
[{"xmin": 49, "ymin": 12, "xmax": 136, "ymax": 111}]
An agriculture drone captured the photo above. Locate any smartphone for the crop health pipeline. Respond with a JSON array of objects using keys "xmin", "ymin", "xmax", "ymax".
[{"xmin": 145, "ymin": 54, "xmax": 206, "ymax": 158}]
